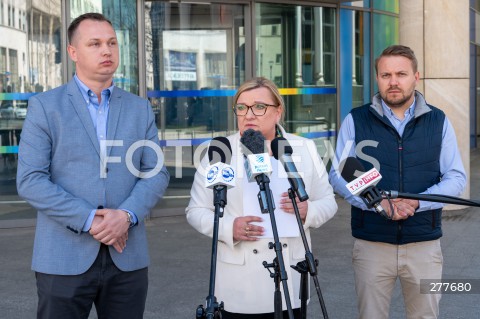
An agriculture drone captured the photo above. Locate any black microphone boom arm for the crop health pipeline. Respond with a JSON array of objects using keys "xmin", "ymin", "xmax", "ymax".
[{"xmin": 383, "ymin": 191, "xmax": 480, "ymax": 207}]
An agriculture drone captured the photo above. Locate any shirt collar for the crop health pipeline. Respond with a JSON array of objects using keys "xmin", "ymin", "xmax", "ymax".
[
  {"xmin": 73, "ymin": 74, "xmax": 114, "ymax": 104},
  {"xmin": 381, "ymin": 96, "xmax": 416, "ymax": 119}
]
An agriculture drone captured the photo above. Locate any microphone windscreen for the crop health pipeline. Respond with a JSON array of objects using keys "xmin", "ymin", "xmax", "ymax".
[
  {"xmin": 240, "ymin": 129, "xmax": 265, "ymax": 154},
  {"xmin": 271, "ymin": 137, "xmax": 293, "ymax": 160},
  {"xmin": 340, "ymin": 157, "xmax": 366, "ymax": 182},
  {"xmin": 208, "ymin": 137, "xmax": 232, "ymax": 164}
]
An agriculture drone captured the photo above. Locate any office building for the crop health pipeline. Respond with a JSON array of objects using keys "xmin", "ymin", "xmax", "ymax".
[{"xmin": 0, "ymin": 0, "xmax": 474, "ymax": 227}]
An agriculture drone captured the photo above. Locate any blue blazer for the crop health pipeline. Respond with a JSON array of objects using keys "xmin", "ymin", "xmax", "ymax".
[{"xmin": 17, "ymin": 79, "xmax": 170, "ymax": 275}]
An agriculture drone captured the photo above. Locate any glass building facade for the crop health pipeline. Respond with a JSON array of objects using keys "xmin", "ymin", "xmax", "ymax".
[{"xmin": 0, "ymin": 0, "xmax": 401, "ymax": 227}]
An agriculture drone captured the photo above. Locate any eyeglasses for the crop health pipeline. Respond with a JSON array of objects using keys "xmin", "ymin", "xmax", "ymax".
[{"xmin": 233, "ymin": 103, "xmax": 277, "ymax": 116}]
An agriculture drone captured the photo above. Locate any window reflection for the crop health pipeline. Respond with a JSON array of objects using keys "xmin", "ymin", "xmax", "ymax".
[
  {"xmin": 145, "ymin": 1, "xmax": 245, "ymax": 211},
  {"xmin": 1, "ymin": 1, "xmax": 62, "ymax": 206},
  {"xmin": 352, "ymin": 10, "xmax": 371, "ymax": 107},
  {"xmin": 372, "ymin": 0, "xmax": 399, "ymax": 13},
  {"xmin": 146, "ymin": 2, "xmax": 245, "ymax": 136},
  {"xmin": 256, "ymin": 3, "xmax": 337, "ymax": 159},
  {"xmin": 145, "ymin": 2, "xmax": 244, "ymax": 138},
  {"xmin": 343, "ymin": 1, "xmax": 369, "ymax": 8},
  {"xmin": 0, "ymin": 0, "xmax": 64, "ymax": 221}
]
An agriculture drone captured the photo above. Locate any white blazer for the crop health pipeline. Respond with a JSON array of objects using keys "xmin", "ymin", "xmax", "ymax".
[{"xmin": 186, "ymin": 127, "xmax": 338, "ymax": 314}]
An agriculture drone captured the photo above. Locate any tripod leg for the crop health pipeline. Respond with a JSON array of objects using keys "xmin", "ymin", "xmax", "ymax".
[
  {"xmin": 313, "ymin": 275, "xmax": 329, "ymax": 319},
  {"xmin": 300, "ymin": 272, "xmax": 308, "ymax": 319},
  {"xmin": 274, "ymin": 266, "xmax": 283, "ymax": 319},
  {"xmin": 274, "ymin": 288, "xmax": 282, "ymax": 319}
]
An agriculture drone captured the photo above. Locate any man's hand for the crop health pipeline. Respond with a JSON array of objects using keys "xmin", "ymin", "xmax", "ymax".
[
  {"xmin": 381, "ymin": 198, "xmax": 419, "ymax": 220},
  {"xmin": 89, "ymin": 209, "xmax": 130, "ymax": 253}
]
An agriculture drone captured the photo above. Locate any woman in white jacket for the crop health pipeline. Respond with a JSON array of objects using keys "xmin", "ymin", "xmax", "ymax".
[{"xmin": 186, "ymin": 77, "xmax": 337, "ymax": 319}]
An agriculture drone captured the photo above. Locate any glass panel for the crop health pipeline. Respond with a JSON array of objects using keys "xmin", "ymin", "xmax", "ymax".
[
  {"xmin": 70, "ymin": 0, "xmax": 139, "ymax": 94},
  {"xmin": 372, "ymin": 0, "xmax": 399, "ymax": 14},
  {"xmin": 0, "ymin": 1, "xmax": 63, "ymax": 221},
  {"xmin": 255, "ymin": 3, "xmax": 337, "ymax": 161},
  {"xmin": 145, "ymin": 2, "xmax": 246, "ymax": 213},
  {"xmin": 475, "ymin": 11, "xmax": 480, "ymax": 45},
  {"xmin": 343, "ymin": 1, "xmax": 370, "ymax": 8},
  {"xmin": 350, "ymin": 10, "xmax": 372, "ymax": 108},
  {"xmin": 476, "ymin": 45, "xmax": 480, "ymax": 145},
  {"xmin": 339, "ymin": 8, "xmax": 372, "ymax": 116},
  {"xmin": 372, "ymin": 13, "xmax": 399, "ymax": 93}
]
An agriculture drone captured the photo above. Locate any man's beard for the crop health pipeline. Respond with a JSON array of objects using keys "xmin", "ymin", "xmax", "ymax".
[{"xmin": 381, "ymin": 88, "xmax": 414, "ymax": 108}]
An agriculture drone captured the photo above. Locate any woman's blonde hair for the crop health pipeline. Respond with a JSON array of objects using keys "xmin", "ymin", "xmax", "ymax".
[{"xmin": 233, "ymin": 77, "xmax": 285, "ymax": 125}]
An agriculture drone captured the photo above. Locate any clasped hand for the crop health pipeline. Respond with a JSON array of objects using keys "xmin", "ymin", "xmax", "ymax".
[
  {"xmin": 381, "ymin": 198, "xmax": 419, "ymax": 220},
  {"xmin": 89, "ymin": 209, "xmax": 130, "ymax": 253}
]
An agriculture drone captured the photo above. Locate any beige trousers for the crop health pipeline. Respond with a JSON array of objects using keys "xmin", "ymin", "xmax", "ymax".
[{"xmin": 352, "ymin": 238, "xmax": 443, "ymax": 319}]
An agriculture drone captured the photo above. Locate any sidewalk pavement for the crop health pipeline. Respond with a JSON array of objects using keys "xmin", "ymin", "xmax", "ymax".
[{"xmin": 2, "ymin": 151, "xmax": 480, "ymax": 319}]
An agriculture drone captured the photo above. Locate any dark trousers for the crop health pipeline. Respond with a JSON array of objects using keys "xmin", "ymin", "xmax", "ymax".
[
  {"xmin": 221, "ymin": 308, "xmax": 302, "ymax": 319},
  {"xmin": 36, "ymin": 244, "xmax": 148, "ymax": 319}
]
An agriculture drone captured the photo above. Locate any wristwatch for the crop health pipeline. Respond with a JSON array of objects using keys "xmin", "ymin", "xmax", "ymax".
[{"xmin": 125, "ymin": 211, "xmax": 134, "ymax": 227}]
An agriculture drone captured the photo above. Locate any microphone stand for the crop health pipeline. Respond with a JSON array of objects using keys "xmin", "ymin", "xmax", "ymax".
[
  {"xmin": 196, "ymin": 185, "xmax": 227, "ymax": 319},
  {"xmin": 288, "ymin": 189, "xmax": 329, "ymax": 319},
  {"xmin": 256, "ymin": 173, "xmax": 295, "ymax": 319}
]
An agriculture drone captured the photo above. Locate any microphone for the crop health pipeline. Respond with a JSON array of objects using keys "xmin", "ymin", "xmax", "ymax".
[
  {"xmin": 271, "ymin": 137, "xmax": 309, "ymax": 202},
  {"xmin": 340, "ymin": 157, "xmax": 385, "ymax": 215},
  {"xmin": 240, "ymin": 129, "xmax": 272, "ymax": 183},
  {"xmin": 205, "ymin": 137, "xmax": 235, "ymax": 190},
  {"xmin": 240, "ymin": 129, "xmax": 274, "ymax": 214}
]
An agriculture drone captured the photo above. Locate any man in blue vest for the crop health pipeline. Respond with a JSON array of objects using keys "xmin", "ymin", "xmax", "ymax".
[{"xmin": 329, "ymin": 45, "xmax": 466, "ymax": 319}]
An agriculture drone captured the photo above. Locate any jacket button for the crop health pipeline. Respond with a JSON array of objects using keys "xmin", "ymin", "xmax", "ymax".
[
  {"xmin": 253, "ymin": 249, "xmax": 258, "ymax": 254},
  {"xmin": 283, "ymin": 243, "xmax": 288, "ymax": 248}
]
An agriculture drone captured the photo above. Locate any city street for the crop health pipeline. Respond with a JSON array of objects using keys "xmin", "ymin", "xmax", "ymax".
[{"xmin": 1, "ymin": 151, "xmax": 479, "ymax": 318}]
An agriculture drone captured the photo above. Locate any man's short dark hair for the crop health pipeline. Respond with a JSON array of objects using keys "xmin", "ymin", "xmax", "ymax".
[
  {"xmin": 68, "ymin": 13, "xmax": 112, "ymax": 44},
  {"xmin": 375, "ymin": 45, "xmax": 418, "ymax": 74}
]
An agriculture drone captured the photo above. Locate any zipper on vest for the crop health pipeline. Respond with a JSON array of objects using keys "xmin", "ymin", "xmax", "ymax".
[
  {"xmin": 398, "ymin": 138, "xmax": 403, "ymax": 192},
  {"xmin": 397, "ymin": 138, "xmax": 403, "ymax": 244}
]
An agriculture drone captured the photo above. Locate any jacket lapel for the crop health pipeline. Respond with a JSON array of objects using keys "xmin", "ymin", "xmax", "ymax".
[
  {"xmin": 106, "ymin": 87, "xmax": 122, "ymax": 156},
  {"xmin": 67, "ymin": 80, "xmax": 100, "ymax": 156}
]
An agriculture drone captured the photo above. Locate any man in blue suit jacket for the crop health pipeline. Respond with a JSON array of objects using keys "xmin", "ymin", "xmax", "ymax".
[{"xmin": 16, "ymin": 13, "xmax": 169, "ymax": 318}]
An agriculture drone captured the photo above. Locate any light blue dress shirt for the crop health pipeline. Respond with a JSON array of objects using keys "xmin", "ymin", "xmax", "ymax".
[
  {"xmin": 329, "ymin": 97, "xmax": 466, "ymax": 212},
  {"xmin": 73, "ymin": 75, "xmax": 138, "ymax": 231}
]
